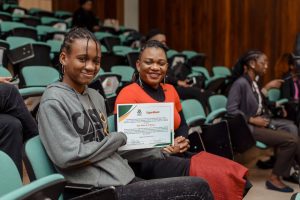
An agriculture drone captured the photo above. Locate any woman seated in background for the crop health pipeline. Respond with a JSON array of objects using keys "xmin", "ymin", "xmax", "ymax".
[
  {"xmin": 38, "ymin": 27, "xmax": 213, "ymax": 200},
  {"xmin": 114, "ymin": 40, "xmax": 250, "ymax": 200},
  {"xmin": 227, "ymin": 50, "xmax": 300, "ymax": 193},
  {"xmin": 275, "ymin": 53, "xmax": 300, "ymax": 125}
]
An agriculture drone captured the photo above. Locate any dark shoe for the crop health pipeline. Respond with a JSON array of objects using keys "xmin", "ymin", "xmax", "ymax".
[
  {"xmin": 256, "ymin": 157, "xmax": 276, "ymax": 169},
  {"xmin": 265, "ymin": 180, "xmax": 294, "ymax": 193},
  {"xmin": 283, "ymin": 172, "xmax": 299, "ymax": 184}
]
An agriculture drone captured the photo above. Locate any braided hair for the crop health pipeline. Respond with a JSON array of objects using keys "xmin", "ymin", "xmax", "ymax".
[
  {"xmin": 59, "ymin": 27, "xmax": 100, "ymax": 80},
  {"xmin": 232, "ymin": 50, "xmax": 264, "ymax": 81},
  {"xmin": 138, "ymin": 39, "xmax": 168, "ymax": 60}
]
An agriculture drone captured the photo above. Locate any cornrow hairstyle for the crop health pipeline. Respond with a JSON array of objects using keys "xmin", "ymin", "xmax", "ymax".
[
  {"xmin": 59, "ymin": 27, "xmax": 100, "ymax": 80},
  {"xmin": 132, "ymin": 40, "xmax": 168, "ymax": 82},
  {"xmin": 232, "ymin": 50, "xmax": 264, "ymax": 81}
]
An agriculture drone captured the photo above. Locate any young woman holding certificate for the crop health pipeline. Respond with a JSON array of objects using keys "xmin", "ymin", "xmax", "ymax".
[
  {"xmin": 114, "ymin": 40, "xmax": 250, "ymax": 200},
  {"xmin": 37, "ymin": 27, "xmax": 214, "ymax": 200}
]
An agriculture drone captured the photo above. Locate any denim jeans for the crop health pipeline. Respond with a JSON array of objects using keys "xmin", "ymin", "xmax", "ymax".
[
  {"xmin": 0, "ymin": 83, "xmax": 38, "ymax": 174},
  {"xmin": 115, "ymin": 176, "xmax": 213, "ymax": 200}
]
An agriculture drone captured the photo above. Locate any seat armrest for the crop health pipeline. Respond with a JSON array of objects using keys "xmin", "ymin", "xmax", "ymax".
[{"xmin": 0, "ymin": 174, "xmax": 65, "ymax": 200}]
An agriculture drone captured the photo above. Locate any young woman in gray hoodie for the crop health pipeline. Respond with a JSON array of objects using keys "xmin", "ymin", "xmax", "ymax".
[{"xmin": 37, "ymin": 27, "xmax": 213, "ymax": 200}]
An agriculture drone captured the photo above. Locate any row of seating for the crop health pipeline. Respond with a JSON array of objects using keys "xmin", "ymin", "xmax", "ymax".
[{"xmin": 0, "ymin": 134, "xmax": 118, "ymax": 200}]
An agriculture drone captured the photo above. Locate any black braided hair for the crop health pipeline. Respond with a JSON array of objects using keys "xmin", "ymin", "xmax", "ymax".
[
  {"xmin": 232, "ymin": 50, "xmax": 264, "ymax": 81},
  {"xmin": 132, "ymin": 40, "xmax": 168, "ymax": 82},
  {"xmin": 59, "ymin": 27, "xmax": 100, "ymax": 80}
]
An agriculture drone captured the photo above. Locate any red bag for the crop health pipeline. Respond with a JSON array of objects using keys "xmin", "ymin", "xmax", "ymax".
[{"xmin": 189, "ymin": 152, "xmax": 248, "ymax": 200}]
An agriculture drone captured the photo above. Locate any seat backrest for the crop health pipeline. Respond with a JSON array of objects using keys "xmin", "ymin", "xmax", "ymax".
[
  {"xmin": 108, "ymin": 115, "xmax": 116, "ymax": 132},
  {"xmin": 0, "ymin": 11, "xmax": 12, "ymax": 21},
  {"xmin": 36, "ymin": 25, "xmax": 59, "ymax": 37},
  {"xmin": 12, "ymin": 27, "xmax": 38, "ymax": 40},
  {"xmin": 186, "ymin": 53, "xmax": 206, "ymax": 67},
  {"xmin": 101, "ymin": 36, "xmax": 121, "ymax": 52},
  {"xmin": 41, "ymin": 16, "xmax": 61, "ymax": 25},
  {"xmin": 181, "ymin": 50, "xmax": 198, "ymax": 59},
  {"xmin": 0, "ymin": 151, "xmax": 23, "ymax": 196},
  {"xmin": 20, "ymin": 16, "xmax": 41, "ymax": 27},
  {"xmin": 212, "ymin": 66, "xmax": 231, "ymax": 77},
  {"xmin": 167, "ymin": 49, "xmax": 179, "ymax": 58},
  {"xmin": 181, "ymin": 99, "xmax": 206, "ymax": 125},
  {"xmin": 111, "ymin": 65, "xmax": 135, "ymax": 82},
  {"xmin": 0, "ymin": 21, "xmax": 26, "ymax": 33},
  {"xmin": 21, "ymin": 66, "xmax": 59, "ymax": 87},
  {"xmin": 94, "ymin": 31, "xmax": 113, "ymax": 41},
  {"xmin": 101, "ymin": 45, "xmax": 108, "ymax": 53},
  {"xmin": 6, "ymin": 36, "xmax": 35, "ymax": 49},
  {"xmin": 46, "ymin": 39, "xmax": 62, "ymax": 53},
  {"xmin": 28, "ymin": 8, "xmax": 54, "ymax": 17},
  {"xmin": 18, "ymin": 42, "xmax": 52, "ymax": 68},
  {"xmin": 208, "ymin": 95, "xmax": 227, "ymax": 111},
  {"xmin": 24, "ymin": 136, "xmax": 57, "ymax": 181},
  {"xmin": 191, "ymin": 66, "xmax": 210, "ymax": 79},
  {"xmin": 0, "ymin": 66, "xmax": 11, "ymax": 76},
  {"xmin": 268, "ymin": 88, "xmax": 281, "ymax": 102},
  {"xmin": 113, "ymin": 45, "xmax": 137, "ymax": 56},
  {"xmin": 101, "ymin": 52, "xmax": 126, "ymax": 72},
  {"xmin": 126, "ymin": 51, "xmax": 139, "ymax": 68},
  {"xmin": 54, "ymin": 10, "xmax": 72, "ymax": 19}
]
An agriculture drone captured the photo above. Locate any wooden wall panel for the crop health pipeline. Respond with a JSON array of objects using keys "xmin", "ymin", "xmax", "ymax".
[
  {"xmin": 139, "ymin": 0, "xmax": 300, "ymax": 82},
  {"xmin": 52, "ymin": 0, "xmax": 123, "ymax": 23}
]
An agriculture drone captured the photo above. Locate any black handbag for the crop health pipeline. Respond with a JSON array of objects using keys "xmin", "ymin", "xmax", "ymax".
[
  {"xmin": 188, "ymin": 120, "xmax": 234, "ymax": 160},
  {"xmin": 223, "ymin": 113, "xmax": 255, "ymax": 153}
]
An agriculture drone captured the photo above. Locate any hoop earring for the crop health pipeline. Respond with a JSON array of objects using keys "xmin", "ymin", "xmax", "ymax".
[
  {"xmin": 163, "ymin": 76, "xmax": 166, "ymax": 84},
  {"xmin": 61, "ymin": 65, "xmax": 65, "ymax": 75},
  {"xmin": 138, "ymin": 75, "xmax": 143, "ymax": 88}
]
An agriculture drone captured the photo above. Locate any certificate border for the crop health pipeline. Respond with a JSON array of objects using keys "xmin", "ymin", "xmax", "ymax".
[{"xmin": 117, "ymin": 103, "xmax": 174, "ymax": 150}]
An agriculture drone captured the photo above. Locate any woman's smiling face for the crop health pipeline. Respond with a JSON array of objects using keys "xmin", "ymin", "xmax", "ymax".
[
  {"xmin": 60, "ymin": 38, "xmax": 101, "ymax": 93},
  {"xmin": 136, "ymin": 47, "xmax": 168, "ymax": 89}
]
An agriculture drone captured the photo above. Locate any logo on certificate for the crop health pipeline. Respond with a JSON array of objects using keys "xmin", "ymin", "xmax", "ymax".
[{"xmin": 137, "ymin": 109, "xmax": 142, "ymax": 116}]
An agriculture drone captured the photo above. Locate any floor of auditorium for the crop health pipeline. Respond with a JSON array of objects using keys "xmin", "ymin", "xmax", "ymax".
[
  {"xmin": 239, "ymin": 147, "xmax": 299, "ymax": 200},
  {"xmin": 22, "ymin": 147, "xmax": 300, "ymax": 199}
]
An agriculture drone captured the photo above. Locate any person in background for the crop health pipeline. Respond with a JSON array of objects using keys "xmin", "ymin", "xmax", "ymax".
[
  {"xmin": 37, "ymin": 27, "xmax": 213, "ymax": 200},
  {"xmin": 275, "ymin": 53, "xmax": 300, "ymax": 125},
  {"xmin": 72, "ymin": 0, "xmax": 100, "ymax": 32},
  {"xmin": 227, "ymin": 50, "xmax": 300, "ymax": 193},
  {"xmin": 114, "ymin": 40, "xmax": 250, "ymax": 200},
  {"xmin": 145, "ymin": 29, "xmax": 209, "ymax": 109},
  {"xmin": 0, "ymin": 76, "xmax": 38, "ymax": 176}
]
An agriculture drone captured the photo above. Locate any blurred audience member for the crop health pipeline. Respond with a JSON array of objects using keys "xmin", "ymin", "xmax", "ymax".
[{"xmin": 72, "ymin": 0, "xmax": 100, "ymax": 32}]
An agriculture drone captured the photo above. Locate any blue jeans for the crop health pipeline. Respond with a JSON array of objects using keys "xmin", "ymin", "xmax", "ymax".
[{"xmin": 115, "ymin": 177, "xmax": 213, "ymax": 200}]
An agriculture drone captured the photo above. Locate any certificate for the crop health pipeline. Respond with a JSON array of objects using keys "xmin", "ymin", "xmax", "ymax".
[{"xmin": 117, "ymin": 103, "xmax": 174, "ymax": 150}]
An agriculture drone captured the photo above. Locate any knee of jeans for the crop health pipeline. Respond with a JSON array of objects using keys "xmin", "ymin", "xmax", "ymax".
[
  {"xmin": 1, "ymin": 83, "xmax": 17, "ymax": 94},
  {"xmin": 186, "ymin": 177, "xmax": 211, "ymax": 192},
  {"xmin": 2, "ymin": 115, "xmax": 22, "ymax": 134}
]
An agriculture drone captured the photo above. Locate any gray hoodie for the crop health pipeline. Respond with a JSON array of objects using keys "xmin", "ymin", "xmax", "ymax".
[{"xmin": 38, "ymin": 82, "xmax": 135, "ymax": 187}]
